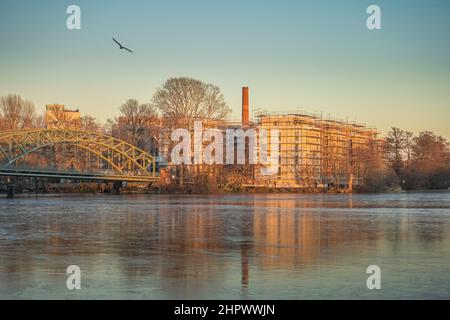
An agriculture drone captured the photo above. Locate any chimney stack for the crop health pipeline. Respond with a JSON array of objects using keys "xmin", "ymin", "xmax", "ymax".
[{"xmin": 242, "ymin": 87, "xmax": 249, "ymax": 125}]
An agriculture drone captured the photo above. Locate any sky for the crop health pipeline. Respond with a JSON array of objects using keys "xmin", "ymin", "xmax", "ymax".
[{"xmin": 0, "ymin": 0, "xmax": 449, "ymax": 137}]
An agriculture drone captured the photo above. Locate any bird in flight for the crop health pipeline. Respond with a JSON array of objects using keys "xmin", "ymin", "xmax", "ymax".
[{"xmin": 112, "ymin": 37, "xmax": 133, "ymax": 53}]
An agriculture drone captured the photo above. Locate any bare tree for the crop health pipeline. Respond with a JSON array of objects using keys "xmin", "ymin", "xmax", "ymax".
[
  {"xmin": 404, "ymin": 131, "xmax": 450, "ymax": 189},
  {"xmin": 152, "ymin": 78, "xmax": 231, "ymax": 190},
  {"xmin": 21, "ymin": 101, "xmax": 36, "ymax": 129},
  {"xmin": 383, "ymin": 128, "xmax": 450, "ymax": 190},
  {"xmin": 403, "ymin": 130, "xmax": 414, "ymax": 166},
  {"xmin": 0, "ymin": 94, "xmax": 37, "ymax": 130},
  {"xmin": 32, "ymin": 114, "xmax": 45, "ymax": 129},
  {"xmin": 102, "ymin": 118, "xmax": 115, "ymax": 136},
  {"xmin": 153, "ymin": 77, "xmax": 231, "ymax": 120},
  {"xmin": 116, "ymin": 99, "xmax": 158, "ymax": 148},
  {"xmin": 80, "ymin": 115, "xmax": 101, "ymax": 132},
  {"xmin": 385, "ymin": 127, "xmax": 408, "ymax": 177},
  {"xmin": 353, "ymin": 143, "xmax": 397, "ymax": 192}
]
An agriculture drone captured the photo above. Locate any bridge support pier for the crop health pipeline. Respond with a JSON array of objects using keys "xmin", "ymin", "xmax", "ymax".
[
  {"xmin": 6, "ymin": 179, "xmax": 15, "ymax": 199},
  {"xmin": 34, "ymin": 177, "xmax": 39, "ymax": 194},
  {"xmin": 113, "ymin": 181, "xmax": 122, "ymax": 195}
]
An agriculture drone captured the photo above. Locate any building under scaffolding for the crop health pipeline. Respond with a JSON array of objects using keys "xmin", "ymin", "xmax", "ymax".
[
  {"xmin": 254, "ymin": 112, "xmax": 380, "ymax": 189},
  {"xmin": 156, "ymin": 87, "xmax": 382, "ymax": 190}
]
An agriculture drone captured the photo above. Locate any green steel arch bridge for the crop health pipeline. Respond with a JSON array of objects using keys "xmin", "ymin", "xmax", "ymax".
[{"xmin": 0, "ymin": 128, "xmax": 159, "ymax": 183}]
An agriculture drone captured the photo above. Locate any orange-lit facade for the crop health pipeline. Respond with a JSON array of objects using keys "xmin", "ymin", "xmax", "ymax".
[
  {"xmin": 45, "ymin": 104, "xmax": 81, "ymax": 129},
  {"xmin": 255, "ymin": 113, "xmax": 380, "ymax": 188}
]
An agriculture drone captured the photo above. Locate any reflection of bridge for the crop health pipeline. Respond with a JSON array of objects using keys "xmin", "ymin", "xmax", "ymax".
[{"xmin": 0, "ymin": 129, "xmax": 159, "ymax": 184}]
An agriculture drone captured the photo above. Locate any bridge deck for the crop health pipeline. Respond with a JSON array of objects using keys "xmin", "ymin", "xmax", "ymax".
[{"xmin": 0, "ymin": 168, "xmax": 159, "ymax": 183}]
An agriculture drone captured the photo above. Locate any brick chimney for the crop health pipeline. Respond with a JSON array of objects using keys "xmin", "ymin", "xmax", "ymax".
[{"xmin": 242, "ymin": 87, "xmax": 249, "ymax": 125}]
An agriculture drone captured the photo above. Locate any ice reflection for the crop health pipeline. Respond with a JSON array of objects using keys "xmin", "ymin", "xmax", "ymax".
[{"xmin": 1, "ymin": 192, "xmax": 450, "ymax": 299}]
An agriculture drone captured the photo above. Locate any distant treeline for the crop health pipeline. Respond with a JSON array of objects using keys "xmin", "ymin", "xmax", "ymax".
[{"xmin": 383, "ymin": 128, "xmax": 450, "ymax": 190}]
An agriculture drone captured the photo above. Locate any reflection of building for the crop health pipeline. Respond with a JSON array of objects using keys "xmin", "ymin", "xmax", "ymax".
[
  {"xmin": 252, "ymin": 199, "xmax": 322, "ymax": 267},
  {"xmin": 45, "ymin": 104, "xmax": 80, "ymax": 129},
  {"xmin": 250, "ymin": 195, "xmax": 372, "ymax": 269}
]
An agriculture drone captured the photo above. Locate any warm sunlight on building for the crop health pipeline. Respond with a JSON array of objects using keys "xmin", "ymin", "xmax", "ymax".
[
  {"xmin": 45, "ymin": 104, "xmax": 81, "ymax": 129},
  {"xmin": 256, "ymin": 113, "xmax": 380, "ymax": 189}
]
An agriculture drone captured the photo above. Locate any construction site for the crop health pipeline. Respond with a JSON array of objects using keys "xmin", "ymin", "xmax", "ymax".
[
  {"xmin": 159, "ymin": 87, "xmax": 382, "ymax": 191},
  {"xmin": 254, "ymin": 112, "xmax": 380, "ymax": 189},
  {"xmin": 251, "ymin": 86, "xmax": 381, "ymax": 189}
]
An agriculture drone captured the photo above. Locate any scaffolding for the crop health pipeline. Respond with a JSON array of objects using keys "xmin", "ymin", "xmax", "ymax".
[{"xmin": 255, "ymin": 112, "xmax": 380, "ymax": 188}]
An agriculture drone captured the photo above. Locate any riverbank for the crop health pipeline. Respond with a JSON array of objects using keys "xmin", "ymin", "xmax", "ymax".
[
  {"xmin": 2, "ymin": 178, "xmax": 447, "ymax": 198},
  {"xmin": 5, "ymin": 187, "xmax": 449, "ymax": 199}
]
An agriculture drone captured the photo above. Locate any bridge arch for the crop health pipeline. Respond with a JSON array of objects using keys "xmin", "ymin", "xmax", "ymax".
[{"xmin": 0, "ymin": 129, "xmax": 157, "ymax": 178}]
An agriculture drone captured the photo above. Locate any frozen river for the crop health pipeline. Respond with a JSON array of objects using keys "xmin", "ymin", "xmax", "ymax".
[{"xmin": 1, "ymin": 192, "xmax": 450, "ymax": 299}]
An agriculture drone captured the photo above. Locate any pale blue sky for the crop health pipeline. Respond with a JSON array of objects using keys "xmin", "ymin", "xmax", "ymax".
[{"xmin": 1, "ymin": 0, "xmax": 449, "ymax": 137}]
